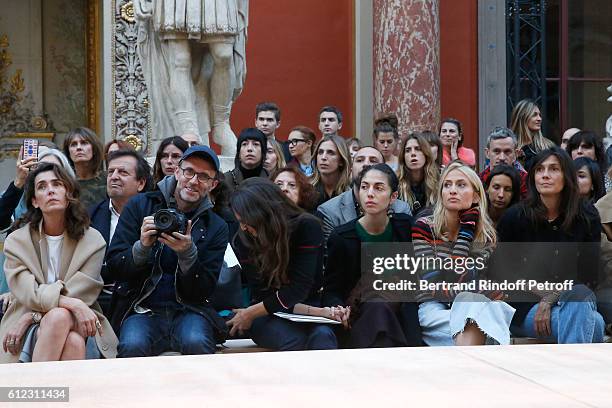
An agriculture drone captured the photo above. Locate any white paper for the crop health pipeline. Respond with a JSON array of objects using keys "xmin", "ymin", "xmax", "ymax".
[
  {"xmin": 224, "ymin": 244, "xmax": 240, "ymax": 268},
  {"xmin": 274, "ymin": 312, "xmax": 341, "ymax": 325}
]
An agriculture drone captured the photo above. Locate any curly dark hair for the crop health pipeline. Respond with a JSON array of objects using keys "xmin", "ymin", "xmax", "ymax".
[
  {"xmin": 18, "ymin": 162, "xmax": 90, "ymax": 240},
  {"xmin": 270, "ymin": 166, "xmax": 319, "ymax": 212}
]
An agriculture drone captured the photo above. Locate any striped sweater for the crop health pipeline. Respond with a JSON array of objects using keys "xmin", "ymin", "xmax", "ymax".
[{"xmin": 412, "ymin": 213, "xmax": 496, "ymax": 303}]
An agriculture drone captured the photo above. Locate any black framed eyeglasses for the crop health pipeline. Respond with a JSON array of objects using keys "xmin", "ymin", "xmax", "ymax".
[
  {"xmin": 180, "ymin": 167, "xmax": 215, "ymax": 183},
  {"xmin": 288, "ymin": 139, "xmax": 307, "ymax": 146}
]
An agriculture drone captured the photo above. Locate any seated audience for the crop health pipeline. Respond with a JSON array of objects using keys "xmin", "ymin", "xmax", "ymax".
[
  {"xmin": 413, "ymin": 162, "xmax": 514, "ymax": 346},
  {"xmin": 480, "ymin": 127, "xmax": 528, "ymax": 199},
  {"xmin": 421, "ymin": 130, "xmax": 444, "ymax": 169},
  {"xmin": 439, "ymin": 118, "xmax": 476, "ymax": 167},
  {"xmin": 497, "ymin": 147, "xmax": 605, "ymax": 344},
  {"xmin": 311, "ymin": 135, "xmax": 351, "ymax": 206},
  {"xmin": 89, "ymin": 150, "xmax": 153, "ymax": 315},
  {"xmin": 346, "ymin": 137, "xmax": 361, "ymax": 160},
  {"xmin": 228, "ymin": 178, "xmax": 338, "ymax": 351},
  {"xmin": 510, "ymin": 99, "xmax": 555, "ymax": 170},
  {"xmin": 560, "ymin": 128, "xmax": 581, "ymax": 151},
  {"xmin": 317, "ymin": 146, "xmax": 411, "ymax": 241},
  {"xmin": 595, "ymin": 190, "xmax": 612, "ymax": 326},
  {"xmin": 0, "ymin": 163, "xmax": 117, "ymax": 363},
  {"xmin": 398, "ymin": 132, "xmax": 439, "ymax": 216},
  {"xmin": 152, "ymin": 136, "xmax": 189, "ymax": 184},
  {"xmin": 574, "ymin": 157, "xmax": 604, "ymax": 202},
  {"xmin": 287, "ymin": 126, "xmax": 316, "ymax": 177},
  {"xmin": 373, "ymin": 114, "xmax": 400, "ymax": 173},
  {"xmin": 104, "ymin": 139, "xmax": 134, "ymax": 162},
  {"xmin": 323, "ymin": 164, "xmax": 421, "ymax": 348},
  {"xmin": 224, "ymin": 128, "xmax": 268, "ymax": 194},
  {"xmin": 318, "ymin": 106, "xmax": 343, "ymax": 138},
  {"xmin": 107, "ymin": 146, "xmax": 229, "ymax": 357},
  {"xmin": 484, "ymin": 164, "xmax": 521, "ymax": 226},
  {"xmin": 180, "ymin": 133, "xmax": 201, "ymax": 147},
  {"xmin": 271, "ymin": 167, "xmax": 319, "ymax": 212},
  {"xmin": 0, "ymin": 148, "xmax": 76, "ymax": 298},
  {"xmin": 565, "ymin": 130, "xmax": 609, "ymax": 191},
  {"xmin": 63, "ymin": 127, "xmax": 107, "ymax": 209},
  {"xmin": 263, "ymin": 139, "xmax": 286, "ymax": 175}
]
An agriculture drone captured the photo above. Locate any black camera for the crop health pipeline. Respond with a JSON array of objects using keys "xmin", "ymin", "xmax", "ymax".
[{"xmin": 154, "ymin": 209, "xmax": 187, "ymax": 234}]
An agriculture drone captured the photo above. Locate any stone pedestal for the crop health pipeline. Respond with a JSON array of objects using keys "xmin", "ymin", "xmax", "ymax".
[{"xmin": 373, "ymin": 0, "xmax": 441, "ymax": 135}]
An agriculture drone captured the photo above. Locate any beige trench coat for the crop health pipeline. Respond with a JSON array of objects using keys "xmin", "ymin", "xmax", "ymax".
[{"xmin": 0, "ymin": 223, "xmax": 118, "ymax": 363}]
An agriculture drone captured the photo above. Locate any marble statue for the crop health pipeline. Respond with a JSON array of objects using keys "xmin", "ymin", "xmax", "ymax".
[
  {"xmin": 607, "ymin": 84, "xmax": 612, "ymax": 139},
  {"xmin": 134, "ymin": 0, "xmax": 249, "ymax": 156}
]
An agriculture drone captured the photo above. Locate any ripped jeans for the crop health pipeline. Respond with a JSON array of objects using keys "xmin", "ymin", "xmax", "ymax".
[{"xmin": 418, "ymin": 292, "xmax": 515, "ymax": 346}]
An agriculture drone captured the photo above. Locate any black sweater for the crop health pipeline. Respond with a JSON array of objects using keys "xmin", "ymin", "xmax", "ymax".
[
  {"xmin": 495, "ymin": 202, "xmax": 601, "ymax": 324},
  {"xmin": 236, "ymin": 214, "xmax": 324, "ymax": 314}
]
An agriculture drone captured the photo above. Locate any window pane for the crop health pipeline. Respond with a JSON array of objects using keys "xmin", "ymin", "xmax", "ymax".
[
  {"xmin": 567, "ymin": 81, "xmax": 610, "ymax": 134},
  {"xmin": 545, "ymin": 0, "xmax": 560, "ymax": 78},
  {"xmin": 568, "ymin": 1, "xmax": 612, "ymax": 78},
  {"xmin": 544, "ymin": 80, "xmax": 560, "ymax": 142}
]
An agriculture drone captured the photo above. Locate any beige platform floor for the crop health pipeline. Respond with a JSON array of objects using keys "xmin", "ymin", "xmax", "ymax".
[{"xmin": 1, "ymin": 344, "xmax": 611, "ymax": 407}]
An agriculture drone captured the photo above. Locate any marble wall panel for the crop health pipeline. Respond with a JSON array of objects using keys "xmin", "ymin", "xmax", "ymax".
[{"xmin": 373, "ymin": 0, "xmax": 440, "ymax": 135}]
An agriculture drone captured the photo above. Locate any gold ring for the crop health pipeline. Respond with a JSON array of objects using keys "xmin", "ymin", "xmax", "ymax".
[{"xmin": 8, "ymin": 339, "xmax": 15, "ymax": 345}]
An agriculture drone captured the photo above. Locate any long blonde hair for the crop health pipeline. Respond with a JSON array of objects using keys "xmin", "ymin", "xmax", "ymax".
[
  {"xmin": 266, "ymin": 139, "xmax": 287, "ymax": 174},
  {"xmin": 431, "ymin": 162, "xmax": 497, "ymax": 244},
  {"xmin": 311, "ymin": 135, "xmax": 352, "ymax": 196},
  {"xmin": 398, "ymin": 133, "xmax": 439, "ymax": 208},
  {"xmin": 510, "ymin": 100, "xmax": 555, "ymax": 152}
]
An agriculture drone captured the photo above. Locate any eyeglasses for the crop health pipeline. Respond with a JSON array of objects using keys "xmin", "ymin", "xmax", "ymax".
[
  {"xmin": 180, "ymin": 167, "xmax": 215, "ymax": 183},
  {"xmin": 288, "ymin": 139, "xmax": 307, "ymax": 146}
]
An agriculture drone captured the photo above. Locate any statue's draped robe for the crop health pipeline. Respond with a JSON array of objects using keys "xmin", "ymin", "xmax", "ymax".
[{"xmin": 137, "ymin": 0, "xmax": 248, "ymax": 150}]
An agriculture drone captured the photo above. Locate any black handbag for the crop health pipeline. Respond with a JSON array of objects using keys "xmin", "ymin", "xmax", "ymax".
[{"xmin": 209, "ymin": 262, "xmax": 244, "ymax": 311}]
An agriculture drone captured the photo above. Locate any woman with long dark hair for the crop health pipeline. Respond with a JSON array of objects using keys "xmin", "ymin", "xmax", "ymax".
[
  {"xmin": 152, "ymin": 136, "xmax": 189, "ymax": 184},
  {"xmin": 227, "ymin": 178, "xmax": 338, "ymax": 350},
  {"xmin": 497, "ymin": 147, "xmax": 604, "ymax": 343},
  {"xmin": 63, "ymin": 127, "xmax": 107, "ymax": 208},
  {"xmin": 566, "ymin": 130, "xmax": 609, "ymax": 192},
  {"xmin": 0, "ymin": 163, "xmax": 117, "ymax": 363},
  {"xmin": 484, "ymin": 164, "xmax": 521, "ymax": 226},
  {"xmin": 323, "ymin": 164, "xmax": 421, "ymax": 348},
  {"xmin": 574, "ymin": 157, "xmax": 604, "ymax": 202}
]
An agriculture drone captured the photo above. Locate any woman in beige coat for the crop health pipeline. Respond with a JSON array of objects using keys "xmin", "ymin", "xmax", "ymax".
[{"xmin": 0, "ymin": 162, "xmax": 117, "ymax": 363}]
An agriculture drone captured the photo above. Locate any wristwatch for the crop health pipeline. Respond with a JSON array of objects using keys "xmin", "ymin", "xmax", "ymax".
[{"xmin": 31, "ymin": 312, "xmax": 42, "ymax": 324}]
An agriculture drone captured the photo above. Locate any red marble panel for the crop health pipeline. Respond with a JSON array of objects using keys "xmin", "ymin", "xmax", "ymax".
[{"xmin": 373, "ymin": 0, "xmax": 441, "ymax": 135}]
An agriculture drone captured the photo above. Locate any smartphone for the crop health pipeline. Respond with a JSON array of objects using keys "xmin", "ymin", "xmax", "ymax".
[{"xmin": 22, "ymin": 139, "xmax": 39, "ymax": 161}]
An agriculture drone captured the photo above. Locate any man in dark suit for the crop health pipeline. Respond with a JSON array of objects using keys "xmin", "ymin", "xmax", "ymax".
[{"xmin": 89, "ymin": 149, "xmax": 153, "ymax": 315}]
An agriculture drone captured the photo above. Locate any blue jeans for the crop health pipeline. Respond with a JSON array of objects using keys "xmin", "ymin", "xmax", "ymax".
[
  {"xmin": 118, "ymin": 306, "xmax": 216, "ymax": 357},
  {"xmin": 250, "ymin": 315, "xmax": 338, "ymax": 351},
  {"xmin": 512, "ymin": 285, "xmax": 605, "ymax": 344}
]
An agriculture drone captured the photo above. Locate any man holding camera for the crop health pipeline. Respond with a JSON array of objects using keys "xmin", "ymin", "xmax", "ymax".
[{"xmin": 107, "ymin": 146, "xmax": 229, "ymax": 357}]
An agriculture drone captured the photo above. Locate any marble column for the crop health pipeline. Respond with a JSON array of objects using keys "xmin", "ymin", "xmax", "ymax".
[{"xmin": 373, "ymin": 0, "xmax": 440, "ymax": 135}]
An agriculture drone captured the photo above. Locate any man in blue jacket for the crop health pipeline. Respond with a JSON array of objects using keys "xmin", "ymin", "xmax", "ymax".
[
  {"xmin": 107, "ymin": 146, "xmax": 229, "ymax": 357},
  {"xmin": 89, "ymin": 149, "xmax": 153, "ymax": 316}
]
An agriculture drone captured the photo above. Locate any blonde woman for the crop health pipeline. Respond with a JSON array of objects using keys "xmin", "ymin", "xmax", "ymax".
[
  {"xmin": 398, "ymin": 132, "xmax": 440, "ymax": 216},
  {"xmin": 264, "ymin": 139, "xmax": 286, "ymax": 175},
  {"xmin": 311, "ymin": 135, "xmax": 352, "ymax": 206},
  {"xmin": 510, "ymin": 99, "xmax": 555, "ymax": 170},
  {"xmin": 412, "ymin": 162, "xmax": 515, "ymax": 346}
]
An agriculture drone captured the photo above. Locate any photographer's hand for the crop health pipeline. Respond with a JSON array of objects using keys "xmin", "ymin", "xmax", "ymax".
[
  {"xmin": 140, "ymin": 216, "xmax": 158, "ymax": 247},
  {"xmin": 159, "ymin": 220, "xmax": 193, "ymax": 253}
]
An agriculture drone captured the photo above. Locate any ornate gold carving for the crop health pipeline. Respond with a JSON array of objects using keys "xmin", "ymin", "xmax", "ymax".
[
  {"xmin": 0, "ymin": 35, "xmax": 8, "ymax": 49},
  {"xmin": 86, "ymin": 0, "xmax": 101, "ymax": 135},
  {"xmin": 9, "ymin": 69, "xmax": 24, "ymax": 96},
  {"xmin": 124, "ymin": 134, "xmax": 144, "ymax": 151},
  {"xmin": 121, "ymin": 2, "xmax": 135, "ymax": 23},
  {"xmin": 30, "ymin": 117, "xmax": 48, "ymax": 130}
]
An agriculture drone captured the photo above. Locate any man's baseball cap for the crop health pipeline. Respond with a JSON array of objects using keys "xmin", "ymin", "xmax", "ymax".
[{"xmin": 181, "ymin": 145, "xmax": 220, "ymax": 172}]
